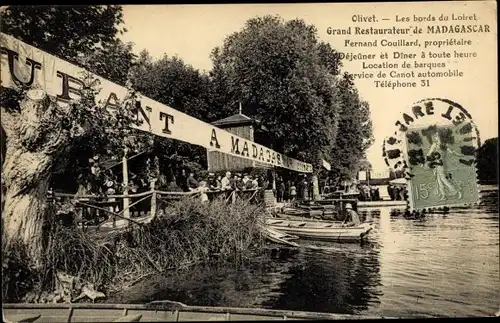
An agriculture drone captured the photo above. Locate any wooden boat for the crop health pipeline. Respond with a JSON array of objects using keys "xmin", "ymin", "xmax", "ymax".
[
  {"xmin": 272, "ymin": 213, "xmax": 343, "ymax": 223},
  {"xmin": 266, "ymin": 221, "xmax": 373, "ymax": 242},
  {"xmin": 281, "ymin": 199, "xmax": 359, "ymax": 220},
  {"xmin": 2, "ymin": 301, "xmax": 389, "ymax": 322},
  {"xmin": 260, "ymin": 225, "xmax": 300, "ymax": 247},
  {"xmin": 358, "ymin": 200, "xmax": 407, "ymax": 208}
]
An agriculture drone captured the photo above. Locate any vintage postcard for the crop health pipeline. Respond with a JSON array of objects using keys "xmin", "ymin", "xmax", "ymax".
[{"xmin": 1, "ymin": 1, "xmax": 498, "ymax": 320}]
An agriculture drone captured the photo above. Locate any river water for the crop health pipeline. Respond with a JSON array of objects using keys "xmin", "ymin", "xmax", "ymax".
[{"xmin": 109, "ymin": 190, "xmax": 499, "ymax": 318}]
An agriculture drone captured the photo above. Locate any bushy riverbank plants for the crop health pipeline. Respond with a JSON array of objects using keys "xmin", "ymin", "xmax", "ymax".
[{"xmin": 2, "ymin": 197, "xmax": 265, "ymax": 303}]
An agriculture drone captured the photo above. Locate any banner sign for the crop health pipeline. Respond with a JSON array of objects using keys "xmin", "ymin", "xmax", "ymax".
[
  {"xmin": 358, "ymin": 171, "xmax": 367, "ymax": 181},
  {"xmin": 0, "ymin": 33, "xmax": 313, "ymax": 173}
]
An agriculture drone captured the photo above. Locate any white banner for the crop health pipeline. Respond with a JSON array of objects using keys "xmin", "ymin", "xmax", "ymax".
[
  {"xmin": 0, "ymin": 33, "xmax": 313, "ymax": 173},
  {"xmin": 358, "ymin": 171, "xmax": 367, "ymax": 181}
]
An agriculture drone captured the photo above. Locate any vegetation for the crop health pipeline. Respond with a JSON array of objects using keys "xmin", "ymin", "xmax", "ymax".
[
  {"xmin": 476, "ymin": 137, "xmax": 498, "ymax": 184},
  {"xmin": 2, "ymin": 197, "xmax": 265, "ymax": 303},
  {"xmin": 1, "ymin": 6, "xmax": 374, "ymax": 301},
  {"xmin": 1, "ymin": 5, "xmax": 135, "ymax": 85}
]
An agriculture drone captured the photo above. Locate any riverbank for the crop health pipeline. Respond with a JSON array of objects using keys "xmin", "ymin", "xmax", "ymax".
[
  {"xmin": 1, "ymin": 198, "xmax": 266, "ymax": 304},
  {"xmin": 107, "ymin": 190, "xmax": 499, "ymax": 317}
]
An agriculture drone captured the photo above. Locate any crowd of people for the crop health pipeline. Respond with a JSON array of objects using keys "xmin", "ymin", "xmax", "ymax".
[
  {"xmin": 73, "ymin": 157, "xmax": 410, "ymax": 210},
  {"xmin": 387, "ymin": 184, "xmax": 408, "ymax": 201},
  {"xmin": 357, "ymin": 184, "xmax": 381, "ymax": 201}
]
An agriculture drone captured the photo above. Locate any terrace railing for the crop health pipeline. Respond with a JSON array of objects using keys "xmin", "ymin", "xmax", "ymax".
[{"xmin": 47, "ymin": 187, "xmax": 264, "ymax": 234}]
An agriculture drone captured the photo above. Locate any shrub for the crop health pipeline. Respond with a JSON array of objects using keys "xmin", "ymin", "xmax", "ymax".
[{"xmin": 2, "ymin": 197, "xmax": 265, "ymax": 302}]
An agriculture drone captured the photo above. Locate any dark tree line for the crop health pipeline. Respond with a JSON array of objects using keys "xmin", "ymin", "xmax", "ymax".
[{"xmin": 476, "ymin": 137, "xmax": 498, "ymax": 184}]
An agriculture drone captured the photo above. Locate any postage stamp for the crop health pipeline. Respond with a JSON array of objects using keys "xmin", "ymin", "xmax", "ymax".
[{"xmin": 404, "ymin": 123, "xmax": 480, "ymax": 210}]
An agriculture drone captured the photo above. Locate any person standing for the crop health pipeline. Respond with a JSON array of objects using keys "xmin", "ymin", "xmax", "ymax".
[
  {"xmin": 245, "ymin": 175, "xmax": 255, "ymax": 189},
  {"xmin": 284, "ymin": 180, "xmax": 291, "ymax": 202},
  {"xmin": 221, "ymin": 171, "xmax": 232, "ymax": 190},
  {"xmin": 302, "ymin": 176, "xmax": 309, "ymax": 201},
  {"xmin": 290, "ymin": 183, "xmax": 297, "ymax": 202},
  {"xmin": 276, "ymin": 176, "xmax": 284, "ymax": 203},
  {"xmin": 235, "ymin": 174, "xmax": 245, "ymax": 191},
  {"xmin": 178, "ymin": 169, "xmax": 190, "ymax": 192},
  {"xmin": 251, "ymin": 176, "xmax": 259, "ymax": 189},
  {"xmin": 198, "ymin": 181, "xmax": 209, "ymax": 203},
  {"xmin": 207, "ymin": 173, "xmax": 217, "ymax": 190},
  {"xmin": 242, "ymin": 174, "xmax": 250, "ymax": 186},
  {"xmin": 215, "ymin": 175, "xmax": 222, "ymax": 190},
  {"xmin": 187, "ymin": 172, "xmax": 199, "ymax": 191}
]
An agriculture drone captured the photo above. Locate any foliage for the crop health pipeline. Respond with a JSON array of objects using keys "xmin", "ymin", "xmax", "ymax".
[
  {"xmin": 49, "ymin": 74, "xmax": 154, "ymax": 193},
  {"xmin": 1, "ymin": 5, "xmax": 133, "ymax": 85},
  {"xmin": 209, "ymin": 15, "xmax": 343, "ymax": 167},
  {"xmin": 128, "ymin": 51, "xmax": 212, "ymax": 178},
  {"xmin": 114, "ymin": 196, "xmax": 265, "ymax": 287},
  {"xmin": 1, "ymin": 231, "xmax": 43, "ymax": 302},
  {"xmin": 358, "ymin": 159, "xmax": 372, "ymax": 172},
  {"xmin": 76, "ymin": 38, "xmax": 137, "ymax": 86},
  {"xmin": 1, "ymin": 197, "xmax": 265, "ymax": 302},
  {"xmin": 327, "ymin": 73, "xmax": 374, "ymax": 181},
  {"xmin": 2, "ymin": 5, "xmax": 143, "ymax": 192},
  {"xmin": 476, "ymin": 137, "xmax": 498, "ymax": 184}
]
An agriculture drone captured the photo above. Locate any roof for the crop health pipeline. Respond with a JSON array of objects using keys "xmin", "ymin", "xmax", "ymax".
[
  {"xmin": 212, "ymin": 113, "xmax": 253, "ymax": 126},
  {"xmin": 212, "ymin": 113, "xmax": 268, "ymax": 131}
]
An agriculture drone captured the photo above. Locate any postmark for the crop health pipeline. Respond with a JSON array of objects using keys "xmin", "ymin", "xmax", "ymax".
[{"xmin": 383, "ymin": 98, "xmax": 481, "ymax": 210}]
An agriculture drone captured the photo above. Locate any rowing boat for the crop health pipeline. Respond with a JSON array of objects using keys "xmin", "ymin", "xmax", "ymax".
[
  {"xmin": 260, "ymin": 225, "xmax": 300, "ymax": 247},
  {"xmin": 2, "ymin": 301, "xmax": 389, "ymax": 322},
  {"xmin": 266, "ymin": 220, "xmax": 373, "ymax": 242}
]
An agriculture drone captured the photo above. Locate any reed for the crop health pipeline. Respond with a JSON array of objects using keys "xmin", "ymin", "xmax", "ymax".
[{"xmin": 2, "ymin": 197, "xmax": 266, "ymax": 302}]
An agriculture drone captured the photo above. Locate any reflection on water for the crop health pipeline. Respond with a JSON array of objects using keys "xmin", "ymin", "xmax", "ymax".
[{"xmin": 109, "ymin": 191, "xmax": 499, "ymax": 317}]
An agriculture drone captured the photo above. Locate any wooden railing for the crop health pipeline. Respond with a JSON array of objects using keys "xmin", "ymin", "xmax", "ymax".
[{"xmin": 48, "ymin": 188, "xmax": 263, "ymax": 232}]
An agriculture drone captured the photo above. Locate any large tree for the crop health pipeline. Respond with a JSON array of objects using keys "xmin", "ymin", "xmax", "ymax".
[
  {"xmin": 2, "ymin": 5, "xmax": 139, "ymax": 194},
  {"xmin": 1, "ymin": 79, "xmax": 144, "ymax": 266},
  {"xmin": 209, "ymin": 15, "xmax": 343, "ymax": 196},
  {"xmin": 209, "ymin": 15, "xmax": 374, "ymax": 196},
  {"xmin": 1, "ymin": 5, "xmax": 143, "ymax": 267}
]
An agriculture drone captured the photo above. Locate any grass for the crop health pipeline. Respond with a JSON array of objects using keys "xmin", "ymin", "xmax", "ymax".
[{"xmin": 2, "ymin": 197, "xmax": 266, "ymax": 302}]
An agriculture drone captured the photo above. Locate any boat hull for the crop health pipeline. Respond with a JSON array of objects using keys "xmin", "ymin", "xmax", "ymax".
[
  {"xmin": 266, "ymin": 222, "xmax": 373, "ymax": 242},
  {"xmin": 2, "ymin": 302, "xmax": 388, "ymax": 322}
]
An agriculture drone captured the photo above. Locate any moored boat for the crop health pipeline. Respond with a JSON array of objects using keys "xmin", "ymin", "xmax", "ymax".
[
  {"xmin": 266, "ymin": 221, "xmax": 373, "ymax": 242},
  {"xmin": 2, "ymin": 301, "xmax": 389, "ymax": 322},
  {"xmin": 358, "ymin": 200, "xmax": 407, "ymax": 208},
  {"xmin": 260, "ymin": 225, "xmax": 300, "ymax": 247}
]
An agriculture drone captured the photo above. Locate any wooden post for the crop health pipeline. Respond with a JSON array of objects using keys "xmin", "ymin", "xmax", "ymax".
[
  {"xmin": 150, "ymin": 179, "xmax": 157, "ymax": 218},
  {"xmin": 122, "ymin": 147, "xmax": 130, "ymax": 224},
  {"xmin": 312, "ymin": 174, "xmax": 320, "ymax": 200}
]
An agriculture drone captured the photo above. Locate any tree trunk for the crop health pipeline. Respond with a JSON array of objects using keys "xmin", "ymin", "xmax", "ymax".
[
  {"xmin": 1, "ymin": 94, "xmax": 73, "ymax": 268},
  {"xmin": 2, "ymin": 142, "xmax": 54, "ymax": 268}
]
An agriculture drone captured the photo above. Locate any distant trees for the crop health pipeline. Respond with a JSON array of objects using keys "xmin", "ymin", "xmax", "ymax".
[
  {"xmin": 328, "ymin": 73, "xmax": 374, "ymax": 181},
  {"xmin": 476, "ymin": 137, "xmax": 498, "ymax": 184}
]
